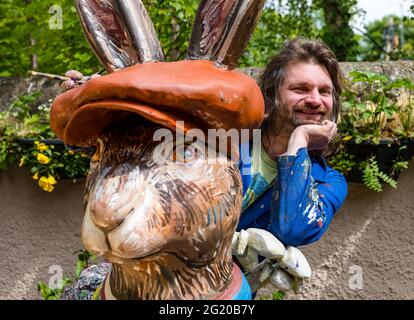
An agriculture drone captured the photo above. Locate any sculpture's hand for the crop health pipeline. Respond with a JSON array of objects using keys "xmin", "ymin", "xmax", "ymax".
[
  {"xmin": 60, "ymin": 70, "xmax": 101, "ymax": 91},
  {"xmin": 232, "ymin": 228, "xmax": 311, "ymax": 294}
]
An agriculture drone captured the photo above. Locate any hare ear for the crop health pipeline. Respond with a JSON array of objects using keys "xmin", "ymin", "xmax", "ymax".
[
  {"xmin": 75, "ymin": 0, "xmax": 163, "ymax": 73},
  {"xmin": 187, "ymin": 0, "xmax": 266, "ymax": 69}
]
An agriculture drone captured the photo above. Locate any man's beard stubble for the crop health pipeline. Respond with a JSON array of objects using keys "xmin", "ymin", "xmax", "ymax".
[{"xmin": 273, "ymin": 102, "xmax": 328, "ymax": 137}]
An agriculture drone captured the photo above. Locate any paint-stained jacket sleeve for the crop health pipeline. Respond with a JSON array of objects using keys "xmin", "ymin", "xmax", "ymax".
[{"xmin": 267, "ymin": 148, "xmax": 347, "ymax": 247}]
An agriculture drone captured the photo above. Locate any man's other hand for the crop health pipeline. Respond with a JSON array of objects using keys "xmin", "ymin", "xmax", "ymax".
[{"xmin": 232, "ymin": 228, "xmax": 311, "ymax": 294}]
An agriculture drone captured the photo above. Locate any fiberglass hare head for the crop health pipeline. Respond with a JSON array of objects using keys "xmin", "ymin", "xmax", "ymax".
[{"xmin": 51, "ymin": 0, "xmax": 265, "ymax": 299}]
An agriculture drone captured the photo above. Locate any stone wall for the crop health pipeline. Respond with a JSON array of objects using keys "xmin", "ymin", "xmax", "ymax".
[
  {"xmin": 1, "ymin": 164, "xmax": 413, "ymax": 299},
  {"xmin": 0, "ymin": 77, "xmax": 61, "ymax": 112},
  {"xmin": 0, "ymin": 166, "xmax": 85, "ymax": 299}
]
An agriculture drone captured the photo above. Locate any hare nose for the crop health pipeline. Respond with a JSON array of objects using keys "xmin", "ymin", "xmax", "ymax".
[
  {"xmin": 89, "ymin": 197, "xmax": 120, "ymax": 232},
  {"xmin": 305, "ymin": 88, "xmax": 322, "ymax": 107}
]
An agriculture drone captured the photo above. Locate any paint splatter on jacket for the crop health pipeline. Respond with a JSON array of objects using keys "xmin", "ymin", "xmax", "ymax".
[{"xmin": 237, "ymin": 141, "xmax": 348, "ymax": 247}]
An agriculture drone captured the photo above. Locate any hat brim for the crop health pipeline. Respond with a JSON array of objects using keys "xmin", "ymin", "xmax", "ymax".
[{"xmin": 51, "ymin": 61, "xmax": 265, "ymax": 145}]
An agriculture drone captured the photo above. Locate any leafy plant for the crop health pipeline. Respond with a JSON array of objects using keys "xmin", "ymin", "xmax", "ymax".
[
  {"xmin": 358, "ymin": 15, "xmax": 414, "ymax": 62},
  {"xmin": 327, "ymin": 148, "xmax": 357, "ymax": 175},
  {"xmin": 314, "ymin": 0, "xmax": 360, "ymax": 61},
  {"xmin": 339, "ymin": 71, "xmax": 414, "ymax": 144},
  {"xmin": 38, "ymin": 249, "xmax": 95, "ymax": 300},
  {"xmin": 37, "ymin": 277, "xmax": 72, "ymax": 300},
  {"xmin": 0, "ymin": 0, "xmax": 101, "ymax": 77},
  {"xmin": 360, "ymin": 157, "xmax": 397, "ymax": 192},
  {"xmin": 17, "ymin": 142, "xmax": 90, "ymax": 191},
  {"xmin": 241, "ymin": 1, "xmax": 321, "ymax": 67},
  {"xmin": 259, "ymin": 290, "xmax": 285, "ymax": 300},
  {"xmin": 272, "ymin": 290, "xmax": 285, "ymax": 300},
  {"xmin": 145, "ymin": 0, "xmax": 198, "ymax": 61},
  {"xmin": 74, "ymin": 249, "xmax": 96, "ymax": 279},
  {"xmin": 0, "ymin": 0, "xmax": 367, "ymax": 76},
  {"xmin": 390, "ymin": 144, "xmax": 410, "ymax": 176},
  {"xmin": 395, "ymin": 103, "xmax": 414, "ymax": 138},
  {"xmin": 393, "ymin": 159, "xmax": 409, "ymax": 172}
]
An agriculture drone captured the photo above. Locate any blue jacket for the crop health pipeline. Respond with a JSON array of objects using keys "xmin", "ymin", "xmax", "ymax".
[{"xmin": 237, "ymin": 143, "xmax": 348, "ymax": 247}]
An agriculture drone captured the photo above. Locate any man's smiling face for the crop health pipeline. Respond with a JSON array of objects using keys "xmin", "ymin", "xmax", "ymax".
[{"xmin": 277, "ymin": 61, "xmax": 333, "ymax": 133}]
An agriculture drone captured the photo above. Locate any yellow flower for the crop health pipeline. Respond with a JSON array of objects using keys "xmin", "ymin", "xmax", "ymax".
[
  {"xmin": 19, "ymin": 158, "xmax": 25, "ymax": 167},
  {"xmin": 38, "ymin": 175, "xmax": 57, "ymax": 192},
  {"xmin": 32, "ymin": 172, "xmax": 39, "ymax": 180},
  {"xmin": 342, "ymin": 136, "xmax": 353, "ymax": 141},
  {"xmin": 37, "ymin": 153, "xmax": 50, "ymax": 164},
  {"xmin": 36, "ymin": 143, "xmax": 49, "ymax": 151},
  {"xmin": 68, "ymin": 150, "xmax": 75, "ymax": 155}
]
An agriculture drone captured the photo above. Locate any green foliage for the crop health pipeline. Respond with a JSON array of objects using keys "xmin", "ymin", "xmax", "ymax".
[
  {"xmin": 314, "ymin": 0, "xmax": 359, "ymax": 61},
  {"xmin": 0, "ymin": 0, "xmax": 101, "ymax": 76},
  {"xmin": 328, "ymin": 71, "xmax": 414, "ymax": 192},
  {"xmin": 241, "ymin": 1, "xmax": 321, "ymax": 67},
  {"xmin": 396, "ymin": 105, "xmax": 414, "ymax": 138},
  {"xmin": 272, "ymin": 290, "xmax": 285, "ymax": 300},
  {"xmin": 360, "ymin": 157, "xmax": 397, "ymax": 192},
  {"xmin": 145, "ymin": 0, "xmax": 198, "ymax": 61},
  {"xmin": 2, "ymin": 0, "xmax": 412, "ymax": 76},
  {"xmin": 0, "ymin": 92, "xmax": 49, "ymax": 170},
  {"xmin": 327, "ymin": 149, "xmax": 357, "ymax": 175},
  {"xmin": 259, "ymin": 290, "xmax": 285, "ymax": 300},
  {"xmin": 0, "ymin": 0, "xmax": 372, "ymax": 76},
  {"xmin": 339, "ymin": 70, "xmax": 414, "ymax": 144},
  {"xmin": 74, "ymin": 249, "xmax": 95, "ymax": 279},
  {"xmin": 0, "ymin": 0, "xmax": 203, "ymax": 75},
  {"xmin": 0, "ymin": 92, "xmax": 90, "ymax": 191},
  {"xmin": 37, "ymin": 277, "xmax": 72, "ymax": 300},
  {"xmin": 391, "ymin": 145, "xmax": 410, "ymax": 174},
  {"xmin": 0, "ymin": 0, "xmax": 316, "ymax": 73},
  {"xmin": 358, "ymin": 15, "xmax": 414, "ymax": 61},
  {"xmin": 0, "ymin": 0, "xmax": 200, "ymax": 75},
  {"xmin": 393, "ymin": 159, "xmax": 409, "ymax": 171},
  {"xmin": 411, "ymin": 2, "xmax": 414, "ymax": 19}
]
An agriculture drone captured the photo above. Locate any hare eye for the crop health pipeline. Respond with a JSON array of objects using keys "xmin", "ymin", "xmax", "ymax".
[
  {"xmin": 91, "ymin": 139, "xmax": 103, "ymax": 162},
  {"xmin": 173, "ymin": 143, "xmax": 204, "ymax": 164}
]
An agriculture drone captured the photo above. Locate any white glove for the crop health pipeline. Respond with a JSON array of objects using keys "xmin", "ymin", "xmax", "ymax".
[{"xmin": 232, "ymin": 228, "xmax": 311, "ymax": 293}]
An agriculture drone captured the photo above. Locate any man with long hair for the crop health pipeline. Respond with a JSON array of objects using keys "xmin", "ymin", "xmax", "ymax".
[{"xmin": 60, "ymin": 37, "xmax": 348, "ymax": 296}]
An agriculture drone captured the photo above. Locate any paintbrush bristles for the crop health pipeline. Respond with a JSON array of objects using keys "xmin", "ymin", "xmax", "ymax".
[{"xmin": 187, "ymin": 0, "xmax": 266, "ymax": 69}]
